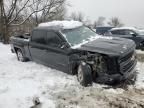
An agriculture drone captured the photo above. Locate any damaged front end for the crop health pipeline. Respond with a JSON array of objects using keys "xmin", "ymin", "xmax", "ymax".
[{"xmin": 77, "ymin": 50, "xmax": 137, "ymax": 85}]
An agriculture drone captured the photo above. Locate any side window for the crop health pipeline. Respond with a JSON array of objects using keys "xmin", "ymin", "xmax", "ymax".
[
  {"xmin": 111, "ymin": 30, "xmax": 120, "ymax": 35},
  {"xmin": 123, "ymin": 30, "xmax": 135, "ymax": 36},
  {"xmin": 111, "ymin": 30, "xmax": 126, "ymax": 35},
  {"xmin": 119, "ymin": 30, "xmax": 126, "ymax": 35},
  {"xmin": 46, "ymin": 31, "xmax": 62, "ymax": 47},
  {"xmin": 32, "ymin": 30, "xmax": 47, "ymax": 44}
]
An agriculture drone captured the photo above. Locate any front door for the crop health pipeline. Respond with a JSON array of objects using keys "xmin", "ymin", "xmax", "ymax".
[
  {"xmin": 43, "ymin": 31, "xmax": 70, "ymax": 73},
  {"xmin": 29, "ymin": 30, "xmax": 70, "ymax": 73}
]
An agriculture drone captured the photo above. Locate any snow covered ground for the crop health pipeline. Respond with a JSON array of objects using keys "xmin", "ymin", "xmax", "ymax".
[
  {"xmin": 0, "ymin": 43, "xmax": 78, "ymax": 108},
  {"xmin": 136, "ymin": 50, "xmax": 144, "ymax": 54},
  {"xmin": 0, "ymin": 43, "xmax": 144, "ymax": 108}
]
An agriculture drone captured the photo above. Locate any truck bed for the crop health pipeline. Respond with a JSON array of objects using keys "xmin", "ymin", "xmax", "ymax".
[
  {"xmin": 11, "ymin": 35, "xmax": 30, "ymax": 41},
  {"xmin": 10, "ymin": 35, "xmax": 30, "ymax": 46},
  {"xmin": 10, "ymin": 35, "xmax": 31, "ymax": 60}
]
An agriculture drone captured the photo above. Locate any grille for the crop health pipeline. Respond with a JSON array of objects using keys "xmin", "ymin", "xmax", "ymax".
[
  {"xmin": 119, "ymin": 51, "xmax": 134, "ymax": 63},
  {"xmin": 119, "ymin": 51, "xmax": 136, "ymax": 73},
  {"xmin": 122, "ymin": 60, "xmax": 135, "ymax": 72}
]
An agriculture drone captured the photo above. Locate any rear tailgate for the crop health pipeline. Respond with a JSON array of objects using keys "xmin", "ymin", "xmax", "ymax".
[{"xmin": 10, "ymin": 36, "xmax": 30, "ymax": 53}]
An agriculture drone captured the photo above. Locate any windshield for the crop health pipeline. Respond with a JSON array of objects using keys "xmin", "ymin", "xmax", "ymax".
[{"xmin": 62, "ymin": 26, "xmax": 96, "ymax": 46}]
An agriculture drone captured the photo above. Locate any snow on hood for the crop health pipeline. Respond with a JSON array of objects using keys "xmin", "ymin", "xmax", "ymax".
[
  {"xmin": 72, "ymin": 35, "xmax": 113, "ymax": 49},
  {"xmin": 38, "ymin": 20, "xmax": 83, "ymax": 29}
]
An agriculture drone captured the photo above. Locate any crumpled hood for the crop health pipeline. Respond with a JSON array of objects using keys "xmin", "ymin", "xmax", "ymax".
[{"xmin": 78, "ymin": 37, "xmax": 136, "ymax": 56}]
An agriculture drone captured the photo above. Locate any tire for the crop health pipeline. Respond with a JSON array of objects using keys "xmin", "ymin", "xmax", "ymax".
[
  {"xmin": 77, "ymin": 62, "xmax": 92, "ymax": 87},
  {"xmin": 16, "ymin": 49, "xmax": 26, "ymax": 62}
]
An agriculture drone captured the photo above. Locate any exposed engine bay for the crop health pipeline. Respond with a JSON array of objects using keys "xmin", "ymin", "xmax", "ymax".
[
  {"xmin": 73, "ymin": 50, "xmax": 137, "ymax": 85},
  {"xmin": 76, "ymin": 52, "xmax": 109, "ymax": 78}
]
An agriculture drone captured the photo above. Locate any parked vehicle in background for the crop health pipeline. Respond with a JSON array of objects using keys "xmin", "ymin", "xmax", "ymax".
[
  {"xmin": 10, "ymin": 21, "xmax": 137, "ymax": 87},
  {"xmin": 96, "ymin": 27, "xmax": 114, "ymax": 35},
  {"xmin": 107, "ymin": 27, "xmax": 144, "ymax": 50}
]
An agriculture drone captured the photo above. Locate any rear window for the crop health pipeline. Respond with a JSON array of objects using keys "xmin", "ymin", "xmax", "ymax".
[
  {"xmin": 96, "ymin": 27, "xmax": 113, "ymax": 35},
  {"xmin": 111, "ymin": 30, "xmax": 121, "ymax": 35},
  {"xmin": 46, "ymin": 31, "xmax": 62, "ymax": 47},
  {"xmin": 32, "ymin": 30, "xmax": 47, "ymax": 44}
]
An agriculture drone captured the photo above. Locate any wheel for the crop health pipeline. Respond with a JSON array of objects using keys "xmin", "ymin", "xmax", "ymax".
[
  {"xmin": 17, "ymin": 49, "xmax": 26, "ymax": 62},
  {"xmin": 77, "ymin": 62, "xmax": 92, "ymax": 87}
]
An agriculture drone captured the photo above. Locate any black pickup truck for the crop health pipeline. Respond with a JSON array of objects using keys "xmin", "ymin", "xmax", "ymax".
[{"xmin": 10, "ymin": 21, "xmax": 137, "ymax": 86}]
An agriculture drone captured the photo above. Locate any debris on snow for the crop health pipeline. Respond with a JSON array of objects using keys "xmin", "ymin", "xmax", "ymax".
[
  {"xmin": 136, "ymin": 50, "xmax": 144, "ymax": 54},
  {"xmin": 30, "ymin": 97, "xmax": 42, "ymax": 108}
]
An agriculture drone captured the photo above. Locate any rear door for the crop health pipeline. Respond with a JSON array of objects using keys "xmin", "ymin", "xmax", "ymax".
[
  {"xmin": 110, "ymin": 30, "xmax": 125, "ymax": 38},
  {"xmin": 111, "ymin": 29, "xmax": 143, "ymax": 47},
  {"xmin": 111, "ymin": 29, "xmax": 134, "ymax": 39},
  {"xmin": 121, "ymin": 30, "xmax": 143, "ymax": 46}
]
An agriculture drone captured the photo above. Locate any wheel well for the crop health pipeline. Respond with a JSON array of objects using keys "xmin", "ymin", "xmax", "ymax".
[
  {"xmin": 71, "ymin": 62, "xmax": 80, "ymax": 75},
  {"xmin": 74, "ymin": 64, "xmax": 79, "ymax": 75},
  {"xmin": 14, "ymin": 47, "xmax": 19, "ymax": 53}
]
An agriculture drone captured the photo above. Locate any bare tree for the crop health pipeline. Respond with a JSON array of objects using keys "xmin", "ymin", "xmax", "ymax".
[
  {"xmin": 0, "ymin": 0, "xmax": 66, "ymax": 44},
  {"xmin": 29, "ymin": 0, "xmax": 66, "ymax": 26},
  {"xmin": 70, "ymin": 12, "xmax": 77, "ymax": 21},
  {"xmin": 0, "ymin": 0, "xmax": 5, "ymax": 41},
  {"xmin": 70, "ymin": 12, "xmax": 84, "ymax": 22},
  {"xmin": 77, "ymin": 12, "xmax": 84, "ymax": 22},
  {"xmin": 93, "ymin": 16, "xmax": 106, "ymax": 28},
  {"xmin": 108, "ymin": 17, "xmax": 124, "ymax": 27},
  {"xmin": 69, "ymin": 12, "xmax": 92, "ymax": 28}
]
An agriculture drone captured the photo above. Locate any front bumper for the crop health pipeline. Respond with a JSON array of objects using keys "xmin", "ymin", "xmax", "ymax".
[
  {"xmin": 95, "ymin": 66, "xmax": 137, "ymax": 85},
  {"xmin": 95, "ymin": 49, "xmax": 137, "ymax": 85}
]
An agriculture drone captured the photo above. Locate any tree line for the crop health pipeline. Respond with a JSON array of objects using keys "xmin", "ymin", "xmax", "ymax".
[
  {"xmin": 69, "ymin": 12, "xmax": 124, "ymax": 29},
  {"xmin": 0, "ymin": 0, "xmax": 124, "ymax": 44},
  {"xmin": 0, "ymin": 0, "xmax": 66, "ymax": 44}
]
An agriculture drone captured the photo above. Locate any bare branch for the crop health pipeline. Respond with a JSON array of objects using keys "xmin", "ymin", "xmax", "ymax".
[
  {"xmin": 0, "ymin": 0, "xmax": 67, "ymax": 43},
  {"xmin": 108, "ymin": 17, "xmax": 124, "ymax": 27},
  {"xmin": 7, "ymin": 0, "xmax": 18, "ymax": 19},
  {"xmin": 11, "ymin": 6, "xmax": 51, "ymax": 26},
  {"xmin": 8, "ymin": 0, "xmax": 30, "ymax": 24}
]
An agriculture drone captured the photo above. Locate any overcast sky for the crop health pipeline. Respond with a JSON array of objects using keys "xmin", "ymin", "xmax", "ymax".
[{"xmin": 67, "ymin": 0, "xmax": 144, "ymax": 27}]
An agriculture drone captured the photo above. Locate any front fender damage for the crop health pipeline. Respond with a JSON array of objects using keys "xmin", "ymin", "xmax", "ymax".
[{"xmin": 71, "ymin": 51, "xmax": 137, "ymax": 85}]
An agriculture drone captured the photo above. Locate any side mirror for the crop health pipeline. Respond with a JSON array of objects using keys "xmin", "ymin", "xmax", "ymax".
[
  {"xmin": 60, "ymin": 42, "xmax": 70, "ymax": 49},
  {"xmin": 130, "ymin": 32, "xmax": 137, "ymax": 37}
]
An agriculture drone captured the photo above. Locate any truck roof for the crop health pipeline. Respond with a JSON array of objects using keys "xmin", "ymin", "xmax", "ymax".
[
  {"xmin": 34, "ymin": 26, "xmax": 63, "ymax": 31},
  {"xmin": 35, "ymin": 20, "xmax": 83, "ymax": 31}
]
